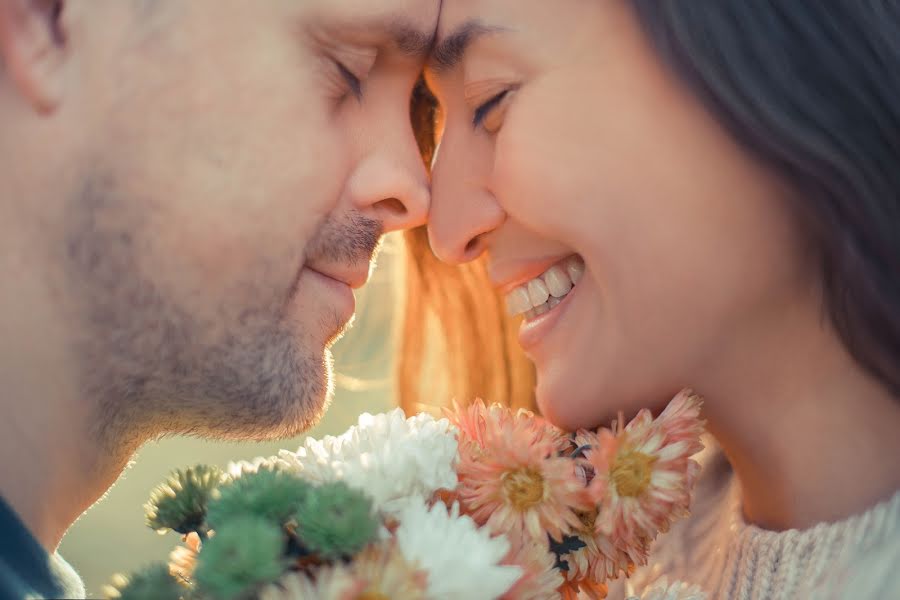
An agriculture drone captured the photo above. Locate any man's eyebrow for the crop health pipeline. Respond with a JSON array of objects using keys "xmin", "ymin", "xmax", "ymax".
[
  {"xmin": 430, "ymin": 21, "xmax": 504, "ymax": 73},
  {"xmin": 319, "ymin": 17, "xmax": 436, "ymax": 60},
  {"xmin": 385, "ymin": 19, "xmax": 437, "ymax": 58}
]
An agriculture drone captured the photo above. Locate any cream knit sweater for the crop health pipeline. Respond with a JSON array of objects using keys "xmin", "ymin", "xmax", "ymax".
[{"xmin": 607, "ymin": 441, "xmax": 900, "ymax": 600}]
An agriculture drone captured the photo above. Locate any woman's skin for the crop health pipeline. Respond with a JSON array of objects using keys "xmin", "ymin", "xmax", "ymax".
[{"xmin": 425, "ymin": 0, "xmax": 900, "ymax": 531}]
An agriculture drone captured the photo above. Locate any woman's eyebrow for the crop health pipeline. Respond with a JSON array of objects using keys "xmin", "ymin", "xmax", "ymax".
[{"xmin": 429, "ymin": 20, "xmax": 505, "ymax": 73}]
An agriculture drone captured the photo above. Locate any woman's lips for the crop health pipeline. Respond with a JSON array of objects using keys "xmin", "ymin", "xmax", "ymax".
[{"xmin": 517, "ymin": 274, "xmax": 583, "ymax": 352}]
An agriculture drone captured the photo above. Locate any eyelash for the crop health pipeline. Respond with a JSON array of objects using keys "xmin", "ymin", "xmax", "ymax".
[
  {"xmin": 472, "ymin": 90, "xmax": 510, "ymax": 129},
  {"xmin": 335, "ymin": 60, "xmax": 363, "ymax": 101}
]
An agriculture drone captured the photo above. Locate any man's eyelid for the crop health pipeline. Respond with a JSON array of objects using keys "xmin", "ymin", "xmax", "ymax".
[{"xmin": 332, "ymin": 46, "xmax": 378, "ymax": 77}]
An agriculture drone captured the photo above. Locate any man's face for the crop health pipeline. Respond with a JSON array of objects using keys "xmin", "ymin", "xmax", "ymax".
[{"xmin": 37, "ymin": 0, "xmax": 438, "ymax": 442}]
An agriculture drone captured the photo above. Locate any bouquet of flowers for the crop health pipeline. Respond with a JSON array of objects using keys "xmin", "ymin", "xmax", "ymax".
[{"xmin": 105, "ymin": 390, "xmax": 706, "ymax": 600}]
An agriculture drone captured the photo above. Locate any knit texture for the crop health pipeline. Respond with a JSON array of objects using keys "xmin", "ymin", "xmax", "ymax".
[{"xmin": 609, "ymin": 440, "xmax": 900, "ymax": 600}]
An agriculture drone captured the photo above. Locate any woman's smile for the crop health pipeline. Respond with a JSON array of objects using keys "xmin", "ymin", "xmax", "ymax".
[{"xmin": 503, "ymin": 254, "xmax": 584, "ymax": 320}]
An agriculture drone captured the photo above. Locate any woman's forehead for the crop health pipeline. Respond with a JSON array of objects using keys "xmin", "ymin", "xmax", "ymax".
[
  {"xmin": 436, "ymin": 0, "xmax": 504, "ymax": 39},
  {"xmin": 431, "ymin": 0, "xmax": 521, "ymax": 73}
]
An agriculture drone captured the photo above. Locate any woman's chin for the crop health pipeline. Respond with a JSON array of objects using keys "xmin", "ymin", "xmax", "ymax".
[
  {"xmin": 534, "ymin": 365, "xmax": 657, "ymax": 431},
  {"xmin": 536, "ymin": 367, "xmax": 691, "ymax": 432},
  {"xmin": 535, "ymin": 376, "xmax": 603, "ymax": 432}
]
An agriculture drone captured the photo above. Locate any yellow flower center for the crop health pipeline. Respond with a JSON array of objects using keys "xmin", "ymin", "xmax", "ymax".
[
  {"xmin": 611, "ymin": 448, "xmax": 657, "ymax": 497},
  {"xmin": 501, "ymin": 468, "xmax": 545, "ymax": 510},
  {"xmin": 359, "ymin": 593, "xmax": 390, "ymax": 600},
  {"xmin": 578, "ymin": 508, "xmax": 598, "ymax": 532}
]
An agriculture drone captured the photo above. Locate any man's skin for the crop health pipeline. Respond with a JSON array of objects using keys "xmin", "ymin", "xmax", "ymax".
[{"xmin": 0, "ymin": 0, "xmax": 439, "ymax": 554}]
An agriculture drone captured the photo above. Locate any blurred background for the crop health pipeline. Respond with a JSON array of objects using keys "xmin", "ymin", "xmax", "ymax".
[{"xmin": 59, "ymin": 235, "xmax": 405, "ymax": 598}]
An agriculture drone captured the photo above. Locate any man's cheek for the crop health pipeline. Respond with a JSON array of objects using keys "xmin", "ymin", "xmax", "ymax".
[{"xmin": 311, "ymin": 124, "xmax": 355, "ymax": 207}]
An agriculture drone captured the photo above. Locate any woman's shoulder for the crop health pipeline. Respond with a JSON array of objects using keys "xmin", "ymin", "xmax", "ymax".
[{"xmin": 800, "ymin": 488, "xmax": 900, "ymax": 599}]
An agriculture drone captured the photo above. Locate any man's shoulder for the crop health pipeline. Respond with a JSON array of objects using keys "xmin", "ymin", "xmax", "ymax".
[
  {"xmin": 0, "ymin": 496, "xmax": 85, "ymax": 600},
  {"xmin": 0, "ymin": 559, "xmax": 33, "ymax": 599},
  {"xmin": 0, "ymin": 550, "xmax": 85, "ymax": 600}
]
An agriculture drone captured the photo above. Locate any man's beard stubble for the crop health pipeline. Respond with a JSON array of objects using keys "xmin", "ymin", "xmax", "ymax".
[{"xmin": 64, "ymin": 178, "xmax": 383, "ymax": 452}]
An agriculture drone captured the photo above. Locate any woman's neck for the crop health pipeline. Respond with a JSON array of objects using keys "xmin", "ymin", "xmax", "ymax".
[{"xmin": 696, "ymin": 298, "xmax": 900, "ymax": 531}]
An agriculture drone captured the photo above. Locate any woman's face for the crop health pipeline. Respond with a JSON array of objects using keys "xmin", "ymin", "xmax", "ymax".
[{"xmin": 426, "ymin": 0, "xmax": 810, "ymax": 429}]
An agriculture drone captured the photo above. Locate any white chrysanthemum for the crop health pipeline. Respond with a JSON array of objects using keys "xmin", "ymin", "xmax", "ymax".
[
  {"xmin": 278, "ymin": 409, "xmax": 459, "ymax": 518},
  {"xmin": 225, "ymin": 456, "xmax": 281, "ymax": 478},
  {"xmin": 628, "ymin": 578, "xmax": 706, "ymax": 600},
  {"xmin": 394, "ymin": 500, "xmax": 522, "ymax": 600}
]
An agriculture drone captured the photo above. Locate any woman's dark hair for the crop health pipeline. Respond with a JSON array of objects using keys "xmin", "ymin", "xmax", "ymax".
[{"xmin": 631, "ymin": 1, "xmax": 900, "ymax": 396}]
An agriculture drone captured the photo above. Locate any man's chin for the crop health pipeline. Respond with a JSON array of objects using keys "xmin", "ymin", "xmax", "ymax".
[
  {"xmin": 240, "ymin": 350, "xmax": 335, "ymax": 442},
  {"xmin": 157, "ymin": 342, "xmax": 337, "ymax": 444},
  {"xmin": 190, "ymin": 385, "xmax": 333, "ymax": 443},
  {"xmin": 327, "ymin": 312, "xmax": 356, "ymax": 347},
  {"xmin": 264, "ymin": 353, "xmax": 336, "ymax": 441}
]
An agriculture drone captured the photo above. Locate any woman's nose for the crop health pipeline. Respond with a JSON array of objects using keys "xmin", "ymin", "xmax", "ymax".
[{"xmin": 427, "ymin": 143, "xmax": 505, "ymax": 264}]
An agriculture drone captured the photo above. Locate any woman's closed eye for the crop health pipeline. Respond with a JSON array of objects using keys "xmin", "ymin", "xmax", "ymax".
[{"xmin": 473, "ymin": 89, "xmax": 511, "ymax": 132}]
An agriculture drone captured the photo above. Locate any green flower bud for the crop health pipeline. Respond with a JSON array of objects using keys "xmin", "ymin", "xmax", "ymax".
[
  {"xmin": 103, "ymin": 563, "xmax": 183, "ymax": 600},
  {"xmin": 295, "ymin": 481, "xmax": 378, "ymax": 560},
  {"xmin": 145, "ymin": 465, "xmax": 226, "ymax": 536},
  {"xmin": 206, "ymin": 468, "xmax": 312, "ymax": 531},
  {"xmin": 193, "ymin": 515, "xmax": 285, "ymax": 600}
]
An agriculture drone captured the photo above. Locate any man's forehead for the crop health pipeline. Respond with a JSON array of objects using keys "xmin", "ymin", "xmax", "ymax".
[
  {"xmin": 326, "ymin": 0, "xmax": 440, "ymax": 30},
  {"xmin": 319, "ymin": 0, "xmax": 441, "ymax": 57}
]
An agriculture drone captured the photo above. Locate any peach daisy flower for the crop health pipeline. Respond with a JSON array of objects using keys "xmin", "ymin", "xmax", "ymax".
[
  {"xmin": 258, "ymin": 565, "xmax": 361, "ymax": 600},
  {"xmin": 168, "ymin": 531, "xmax": 201, "ymax": 582},
  {"xmin": 349, "ymin": 542, "xmax": 428, "ymax": 600},
  {"xmin": 585, "ymin": 390, "xmax": 704, "ymax": 564},
  {"xmin": 448, "ymin": 400, "xmax": 565, "ymax": 456},
  {"xmin": 259, "ymin": 543, "xmax": 427, "ymax": 600},
  {"xmin": 564, "ymin": 509, "xmax": 635, "ymax": 585},
  {"xmin": 559, "ymin": 574, "xmax": 609, "ymax": 600},
  {"xmin": 452, "ymin": 401, "xmax": 591, "ymax": 543},
  {"xmin": 499, "ymin": 530, "xmax": 563, "ymax": 600},
  {"xmin": 447, "ymin": 399, "xmax": 506, "ymax": 450}
]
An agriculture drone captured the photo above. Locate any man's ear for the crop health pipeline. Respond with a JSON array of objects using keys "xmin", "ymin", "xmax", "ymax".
[{"xmin": 0, "ymin": 0, "xmax": 67, "ymax": 114}]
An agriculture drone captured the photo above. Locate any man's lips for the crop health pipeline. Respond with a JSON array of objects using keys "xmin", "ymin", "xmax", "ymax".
[{"xmin": 306, "ymin": 264, "xmax": 370, "ymax": 290}]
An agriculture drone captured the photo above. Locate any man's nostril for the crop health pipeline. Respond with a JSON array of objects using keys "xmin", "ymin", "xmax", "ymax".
[{"xmin": 376, "ymin": 198, "xmax": 408, "ymax": 217}]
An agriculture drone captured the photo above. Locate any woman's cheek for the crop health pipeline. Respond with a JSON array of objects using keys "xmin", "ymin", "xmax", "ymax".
[
  {"xmin": 492, "ymin": 102, "xmax": 578, "ymax": 236},
  {"xmin": 492, "ymin": 92, "xmax": 609, "ymax": 253}
]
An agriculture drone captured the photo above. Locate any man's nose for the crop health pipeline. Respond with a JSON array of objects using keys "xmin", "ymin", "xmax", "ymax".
[{"xmin": 347, "ymin": 153, "xmax": 430, "ymax": 234}]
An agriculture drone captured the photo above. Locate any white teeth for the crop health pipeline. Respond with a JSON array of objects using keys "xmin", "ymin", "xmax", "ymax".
[
  {"xmin": 505, "ymin": 255, "xmax": 584, "ymax": 319},
  {"xmin": 527, "ymin": 278, "xmax": 550, "ymax": 307},
  {"xmin": 544, "ymin": 265, "xmax": 573, "ymax": 298},
  {"xmin": 566, "ymin": 256, "xmax": 585, "ymax": 285},
  {"xmin": 506, "ymin": 286, "xmax": 533, "ymax": 317}
]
